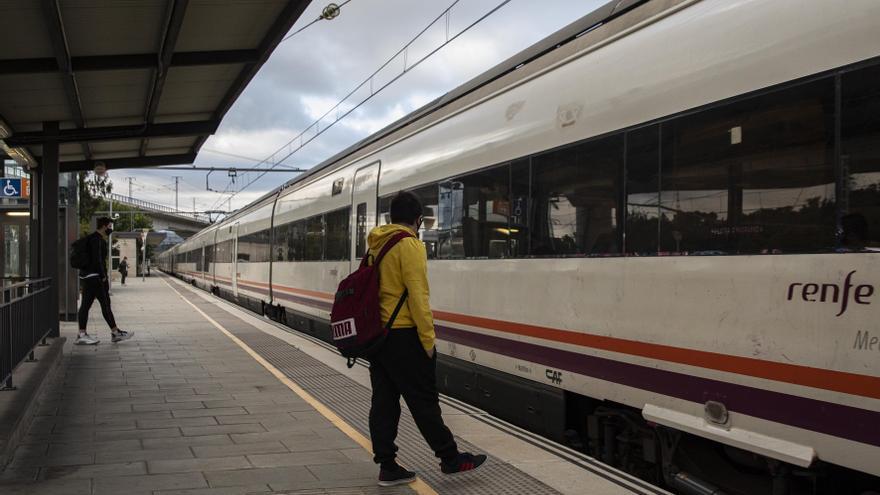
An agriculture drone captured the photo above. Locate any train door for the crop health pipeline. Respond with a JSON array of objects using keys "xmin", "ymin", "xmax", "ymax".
[
  {"xmin": 350, "ymin": 161, "xmax": 381, "ymax": 271},
  {"xmin": 231, "ymin": 222, "xmax": 240, "ymax": 297},
  {"xmin": 267, "ymin": 192, "xmax": 280, "ymax": 305},
  {"xmin": 210, "ymin": 229, "xmax": 218, "ymax": 287},
  {"xmin": 199, "ymin": 245, "xmax": 205, "ymax": 282}
]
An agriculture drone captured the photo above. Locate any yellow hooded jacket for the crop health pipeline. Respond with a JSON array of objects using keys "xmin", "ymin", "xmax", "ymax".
[{"xmin": 366, "ymin": 224, "xmax": 435, "ymax": 353}]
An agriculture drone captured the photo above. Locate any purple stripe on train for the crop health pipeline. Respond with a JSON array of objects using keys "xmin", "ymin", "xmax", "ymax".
[{"xmin": 435, "ymin": 325, "xmax": 880, "ymax": 448}]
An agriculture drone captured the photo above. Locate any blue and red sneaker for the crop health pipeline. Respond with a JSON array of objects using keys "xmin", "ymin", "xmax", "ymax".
[{"xmin": 441, "ymin": 452, "xmax": 487, "ymax": 474}]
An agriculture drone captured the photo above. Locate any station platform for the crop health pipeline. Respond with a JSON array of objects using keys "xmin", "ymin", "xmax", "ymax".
[{"xmin": 0, "ymin": 275, "xmax": 663, "ymax": 495}]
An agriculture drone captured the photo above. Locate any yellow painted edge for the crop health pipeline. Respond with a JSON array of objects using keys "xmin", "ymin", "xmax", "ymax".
[{"xmin": 162, "ymin": 277, "xmax": 438, "ymax": 495}]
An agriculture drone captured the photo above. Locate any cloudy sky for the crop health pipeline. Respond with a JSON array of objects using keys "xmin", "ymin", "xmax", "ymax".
[{"xmin": 113, "ymin": 0, "xmax": 606, "ymax": 216}]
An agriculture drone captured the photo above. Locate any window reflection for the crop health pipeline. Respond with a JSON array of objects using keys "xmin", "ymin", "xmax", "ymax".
[
  {"xmin": 412, "ymin": 185, "xmax": 439, "ymax": 258},
  {"xmin": 237, "ymin": 230, "xmax": 270, "ymax": 263},
  {"xmin": 436, "ymin": 166, "xmax": 511, "ymax": 259},
  {"xmin": 660, "ymin": 79, "xmax": 836, "ymax": 254},
  {"xmin": 271, "ymin": 207, "xmax": 350, "ymax": 262},
  {"xmin": 625, "ymin": 126, "xmax": 660, "ymax": 255},
  {"xmin": 531, "ymin": 135, "xmax": 622, "ymax": 256},
  {"xmin": 3, "ymin": 225, "xmax": 20, "ymax": 277},
  {"xmin": 510, "ymin": 159, "xmax": 530, "ymax": 257},
  {"xmin": 324, "ymin": 207, "xmax": 351, "ymax": 261},
  {"xmin": 355, "ymin": 203, "xmax": 367, "ymax": 258},
  {"xmin": 842, "ymin": 64, "xmax": 880, "ymax": 249}
]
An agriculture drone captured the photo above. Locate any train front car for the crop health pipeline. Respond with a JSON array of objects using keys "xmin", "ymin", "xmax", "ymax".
[{"xmin": 163, "ymin": 0, "xmax": 880, "ymax": 493}]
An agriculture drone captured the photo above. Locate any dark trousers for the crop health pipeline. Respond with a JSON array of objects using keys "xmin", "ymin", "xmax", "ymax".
[
  {"xmin": 120, "ymin": 271, "xmax": 127, "ymax": 284},
  {"xmin": 78, "ymin": 277, "xmax": 117, "ymax": 330},
  {"xmin": 368, "ymin": 328, "xmax": 458, "ymax": 467}
]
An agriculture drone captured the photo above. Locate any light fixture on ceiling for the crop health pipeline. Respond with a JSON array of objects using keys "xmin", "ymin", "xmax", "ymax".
[
  {"xmin": 0, "ymin": 117, "xmax": 37, "ymax": 170},
  {"xmin": 6, "ymin": 211, "xmax": 30, "ymax": 217}
]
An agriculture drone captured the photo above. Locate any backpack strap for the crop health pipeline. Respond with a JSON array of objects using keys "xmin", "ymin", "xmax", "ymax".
[
  {"xmin": 364, "ymin": 231, "xmax": 414, "ymax": 334},
  {"xmin": 385, "ymin": 289, "xmax": 408, "ymax": 329},
  {"xmin": 362, "ymin": 231, "xmax": 414, "ymax": 267}
]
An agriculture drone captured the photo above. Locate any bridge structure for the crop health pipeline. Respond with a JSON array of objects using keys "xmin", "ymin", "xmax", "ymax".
[{"xmin": 106, "ymin": 193, "xmax": 211, "ymax": 238}]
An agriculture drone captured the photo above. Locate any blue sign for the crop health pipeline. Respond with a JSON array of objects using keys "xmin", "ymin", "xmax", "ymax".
[{"xmin": 1, "ymin": 178, "xmax": 22, "ymax": 198}]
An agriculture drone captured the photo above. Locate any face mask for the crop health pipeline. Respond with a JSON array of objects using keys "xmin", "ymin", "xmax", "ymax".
[{"xmin": 105, "ymin": 227, "xmax": 114, "ymax": 235}]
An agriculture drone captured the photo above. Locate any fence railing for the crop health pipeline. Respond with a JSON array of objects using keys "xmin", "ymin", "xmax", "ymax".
[
  {"xmin": 107, "ymin": 193, "xmax": 209, "ymax": 223},
  {"xmin": 0, "ymin": 278, "xmax": 52, "ymax": 390}
]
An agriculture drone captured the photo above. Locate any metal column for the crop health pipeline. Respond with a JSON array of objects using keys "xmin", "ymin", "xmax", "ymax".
[{"xmin": 39, "ymin": 121, "xmax": 60, "ymax": 337}]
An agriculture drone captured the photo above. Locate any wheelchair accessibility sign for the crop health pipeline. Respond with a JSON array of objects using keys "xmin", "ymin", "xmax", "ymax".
[{"xmin": 1, "ymin": 178, "xmax": 29, "ymax": 198}]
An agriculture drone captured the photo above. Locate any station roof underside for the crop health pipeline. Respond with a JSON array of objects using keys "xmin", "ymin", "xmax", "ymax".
[{"xmin": 0, "ymin": 0, "xmax": 311, "ymax": 173}]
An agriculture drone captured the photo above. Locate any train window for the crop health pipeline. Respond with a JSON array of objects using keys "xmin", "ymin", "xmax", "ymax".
[
  {"xmin": 841, "ymin": 64, "xmax": 880, "ymax": 249},
  {"xmin": 438, "ymin": 165, "xmax": 510, "ymax": 259},
  {"xmin": 205, "ymin": 243, "xmax": 214, "ymax": 272},
  {"xmin": 194, "ymin": 248, "xmax": 203, "ymax": 272},
  {"xmin": 510, "ymin": 159, "xmax": 530, "ymax": 257},
  {"xmin": 324, "ymin": 207, "xmax": 351, "ymax": 261},
  {"xmin": 237, "ymin": 229, "xmax": 270, "ymax": 263},
  {"xmin": 660, "ymin": 78, "xmax": 836, "ymax": 255},
  {"xmin": 531, "ymin": 135, "xmax": 623, "ymax": 256},
  {"xmin": 411, "ymin": 185, "xmax": 439, "ymax": 259},
  {"xmin": 437, "ymin": 181, "xmax": 463, "ymax": 259},
  {"xmin": 305, "ymin": 216, "xmax": 324, "ymax": 260},
  {"xmin": 625, "ymin": 125, "xmax": 661, "ymax": 255},
  {"xmin": 378, "ymin": 196, "xmax": 392, "ymax": 226},
  {"xmin": 272, "ymin": 223, "xmax": 288, "ymax": 261},
  {"xmin": 277, "ymin": 220, "xmax": 307, "ymax": 261},
  {"xmin": 355, "ymin": 202, "xmax": 367, "ymax": 258},
  {"xmin": 221, "ymin": 239, "xmax": 234, "ymax": 263},
  {"xmin": 216, "ymin": 240, "xmax": 225, "ymax": 264}
]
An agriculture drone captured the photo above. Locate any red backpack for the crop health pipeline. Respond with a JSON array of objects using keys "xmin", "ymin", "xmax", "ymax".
[{"xmin": 330, "ymin": 231, "xmax": 413, "ymax": 367}]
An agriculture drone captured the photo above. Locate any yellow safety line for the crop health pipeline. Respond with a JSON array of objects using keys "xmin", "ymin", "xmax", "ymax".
[{"xmin": 162, "ymin": 277, "xmax": 437, "ymax": 495}]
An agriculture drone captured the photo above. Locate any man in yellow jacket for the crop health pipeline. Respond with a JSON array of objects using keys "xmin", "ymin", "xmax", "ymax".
[{"xmin": 367, "ymin": 191, "xmax": 486, "ymax": 486}]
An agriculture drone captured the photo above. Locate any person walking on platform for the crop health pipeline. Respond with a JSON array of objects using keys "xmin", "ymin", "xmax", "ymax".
[
  {"xmin": 118, "ymin": 256, "xmax": 129, "ymax": 285},
  {"xmin": 366, "ymin": 191, "xmax": 486, "ymax": 486},
  {"xmin": 75, "ymin": 217, "xmax": 133, "ymax": 345}
]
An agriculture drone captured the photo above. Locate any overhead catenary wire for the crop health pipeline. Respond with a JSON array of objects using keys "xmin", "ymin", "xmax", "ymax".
[
  {"xmin": 213, "ymin": 0, "xmax": 463, "ymax": 209},
  {"xmin": 213, "ymin": 0, "xmax": 514, "ymax": 212},
  {"xmin": 202, "ymin": 148, "xmax": 304, "ymax": 169}
]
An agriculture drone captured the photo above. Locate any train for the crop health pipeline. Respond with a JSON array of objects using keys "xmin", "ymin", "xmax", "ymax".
[{"xmin": 157, "ymin": 0, "xmax": 880, "ymax": 493}]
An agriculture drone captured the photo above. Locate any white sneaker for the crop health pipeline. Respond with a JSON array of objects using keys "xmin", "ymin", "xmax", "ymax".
[{"xmin": 75, "ymin": 333, "xmax": 100, "ymax": 345}]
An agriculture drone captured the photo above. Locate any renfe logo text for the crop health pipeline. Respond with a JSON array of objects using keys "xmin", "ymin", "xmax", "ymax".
[{"xmin": 787, "ymin": 270, "xmax": 874, "ymax": 317}]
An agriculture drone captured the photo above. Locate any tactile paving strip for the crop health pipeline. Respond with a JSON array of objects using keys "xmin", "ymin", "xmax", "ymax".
[{"xmin": 188, "ymin": 297, "xmax": 563, "ymax": 495}]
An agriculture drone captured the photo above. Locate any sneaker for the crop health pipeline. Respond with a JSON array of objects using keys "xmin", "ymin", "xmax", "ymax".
[
  {"xmin": 440, "ymin": 452, "xmax": 487, "ymax": 475},
  {"xmin": 378, "ymin": 464, "xmax": 416, "ymax": 487},
  {"xmin": 111, "ymin": 330, "xmax": 134, "ymax": 343},
  {"xmin": 75, "ymin": 333, "xmax": 100, "ymax": 345}
]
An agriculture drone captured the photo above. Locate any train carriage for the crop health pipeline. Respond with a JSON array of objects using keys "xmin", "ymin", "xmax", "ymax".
[{"xmin": 159, "ymin": 0, "xmax": 880, "ymax": 493}]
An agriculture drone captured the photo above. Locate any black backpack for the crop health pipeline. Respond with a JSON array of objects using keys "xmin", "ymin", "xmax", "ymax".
[{"xmin": 69, "ymin": 236, "xmax": 91, "ymax": 270}]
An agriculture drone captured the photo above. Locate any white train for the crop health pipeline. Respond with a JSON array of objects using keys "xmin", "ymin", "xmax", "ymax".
[{"xmin": 158, "ymin": 0, "xmax": 880, "ymax": 493}]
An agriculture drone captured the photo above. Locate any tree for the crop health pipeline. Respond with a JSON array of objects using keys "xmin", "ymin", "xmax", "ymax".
[
  {"xmin": 109, "ymin": 203, "xmax": 154, "ymax": 232},
  {"xmin": 77, "ymin": 171, "xmax": 112, "ymax": 235}
]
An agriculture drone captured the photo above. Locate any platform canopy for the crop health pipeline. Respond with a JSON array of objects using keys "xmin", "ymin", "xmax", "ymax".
[{"xmin": 0, "ymin": 0, "xmax": 311, "ymax": 173}]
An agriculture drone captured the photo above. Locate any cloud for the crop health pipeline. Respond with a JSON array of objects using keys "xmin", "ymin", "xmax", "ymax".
[{"xmin": 118, "ymin": 0, "xmax": 608, "ymax": 216}]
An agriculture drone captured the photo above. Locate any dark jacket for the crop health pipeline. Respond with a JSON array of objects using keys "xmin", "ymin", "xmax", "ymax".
[
  {"xmin": 119, "ymin": 260, "xmax": 129, "ymax": 274},
  {"xmin": 79, "ymin": 232, "xmax": 108, "ymax": 279}
]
